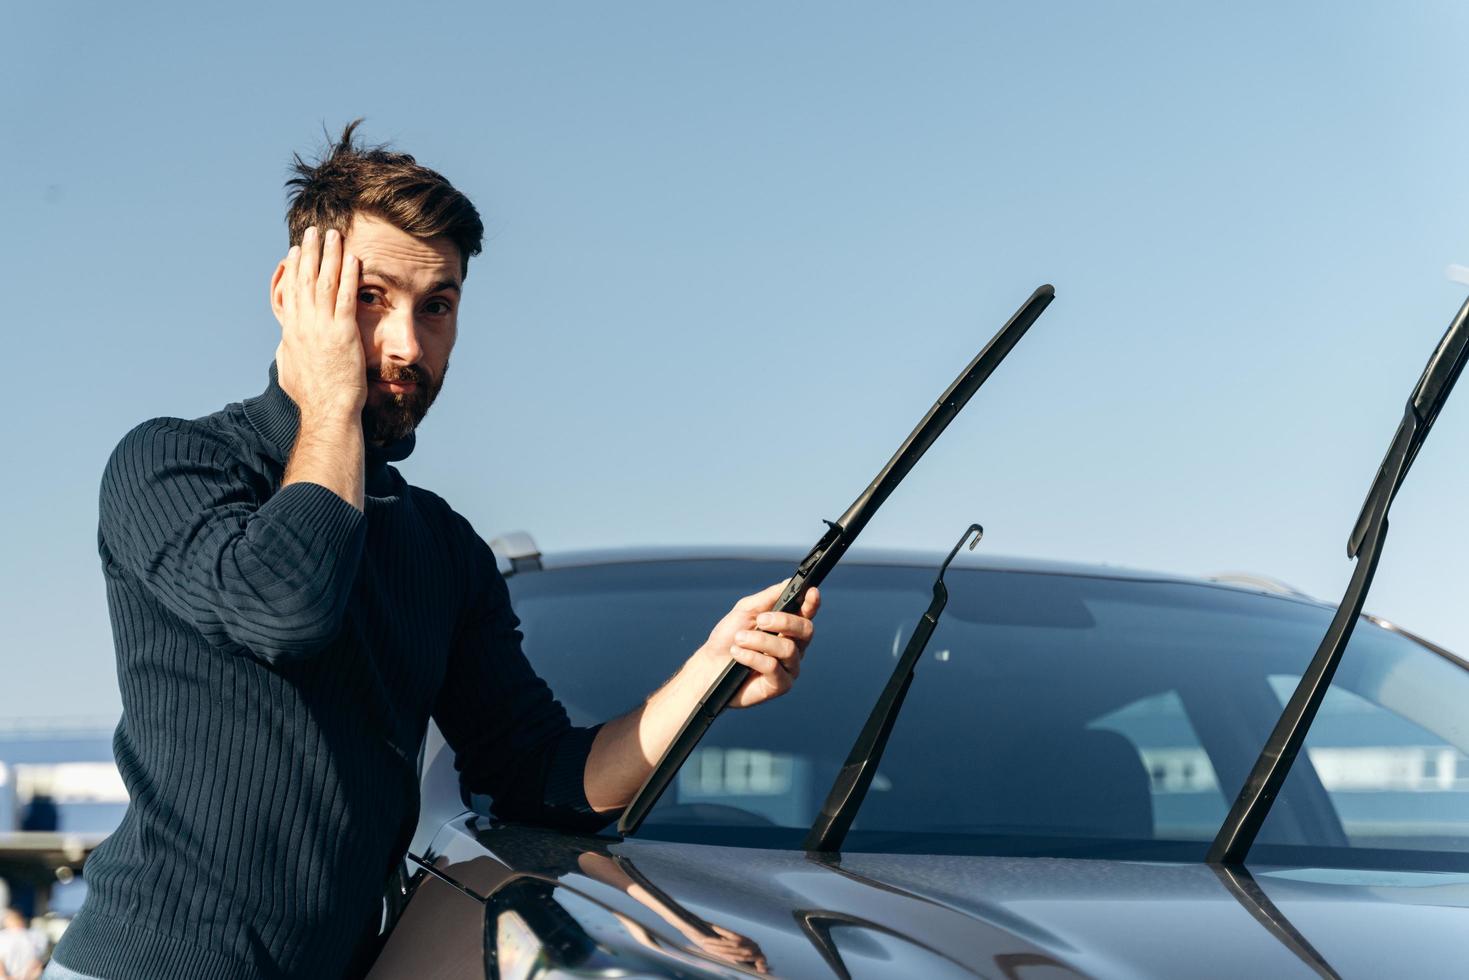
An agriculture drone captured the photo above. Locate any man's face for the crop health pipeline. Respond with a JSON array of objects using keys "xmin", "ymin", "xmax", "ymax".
[{"xmin": 341, "ymin": 213, "xmax": 463, "ymax": 444}]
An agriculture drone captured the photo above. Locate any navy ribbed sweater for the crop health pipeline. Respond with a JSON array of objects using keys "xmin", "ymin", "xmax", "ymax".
[{"xmin": 55, "ymin": 365, "xmax": 606, "ymax": 980}]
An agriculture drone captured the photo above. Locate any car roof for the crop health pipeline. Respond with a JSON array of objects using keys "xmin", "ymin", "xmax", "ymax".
[
  {"xmin": 504, "ymin": 543, "xmax": 1469, "ymax": 670},
  {"xmin": 512, "ymin": 543, "xmax": 1332, "ymax": 608}
]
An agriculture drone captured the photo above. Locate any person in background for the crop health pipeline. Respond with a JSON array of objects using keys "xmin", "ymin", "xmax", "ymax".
[
  {"xmin": 0, "ymin": 909, "xmax": 41, "ymax": 980},
  {"xmin": 24, "ymin": 919, "xmax": 46, "ymax": 969}
]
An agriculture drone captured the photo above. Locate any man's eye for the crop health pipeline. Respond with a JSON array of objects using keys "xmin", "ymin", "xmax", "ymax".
[
  {"xmin": 425, "ymin": 299, "xmax": 454, "ymax": 315},
  {"xmin": 358, "ymin": 290, "xmax": 383, "ymax": 306}
]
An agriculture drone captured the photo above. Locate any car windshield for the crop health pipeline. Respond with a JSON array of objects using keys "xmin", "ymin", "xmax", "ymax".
[{"xmin": 504, "ymin": 559, "xmax": 1469, "ymax": 869}]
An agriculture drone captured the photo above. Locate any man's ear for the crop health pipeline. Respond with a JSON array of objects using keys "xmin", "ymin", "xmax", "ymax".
[{"xmin": 269, "ymin": 260, "xmax": 289, "ymax": 322}]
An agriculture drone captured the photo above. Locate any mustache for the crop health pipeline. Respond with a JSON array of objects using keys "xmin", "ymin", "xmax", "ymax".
[{"xmin": 368, "ymin": 364, "xmax": 433, "ymax": 386}]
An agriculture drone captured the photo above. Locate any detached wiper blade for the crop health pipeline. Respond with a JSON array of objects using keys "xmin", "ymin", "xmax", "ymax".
[
  {"xmin": 617, "ymin": 284, "xmax": 1057, "ymax": 836},
  {"xmin": 805, "ymin": 523, "xmax": 983, "ymax": 852},
  {"xmin": 1208, "ymin": 294, "xmax": 1469, "ymax": 865}
]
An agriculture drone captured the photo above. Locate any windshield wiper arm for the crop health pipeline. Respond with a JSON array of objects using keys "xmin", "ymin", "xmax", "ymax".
[
  {"xmin": 1208, "ymin": 293, "xmax": 1469, "ymax": 865},
  {"xmin": 617, "ymin": 285, "xmax": 1056, "ymax": 835},
  {"xmin": 1209, "ymin": 865, "xmax": 1342, "ymax": 980},
  {"xmin": 805, "ymin": 523, "xmax": 983, "ymax": 852}
]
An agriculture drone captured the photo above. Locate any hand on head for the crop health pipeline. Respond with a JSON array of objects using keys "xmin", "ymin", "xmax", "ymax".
[{"xmin": 270, "ymin": 225, "xmax": 367, "ymax": 425}]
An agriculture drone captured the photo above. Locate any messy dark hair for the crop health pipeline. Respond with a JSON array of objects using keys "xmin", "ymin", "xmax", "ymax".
[{"xmin": 285, "ymin": 120, "xmax": 483, "ymax": 277}]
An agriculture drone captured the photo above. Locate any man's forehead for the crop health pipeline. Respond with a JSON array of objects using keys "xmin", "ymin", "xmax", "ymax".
[{"xmin": 345, "ymin": 214, "xmax": 462, "ymax": 290}]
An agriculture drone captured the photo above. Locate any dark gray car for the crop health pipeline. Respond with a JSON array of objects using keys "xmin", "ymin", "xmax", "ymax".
[{"xmin": 367, "ymin": 546, "xmax": 1469, "ymax": 979}]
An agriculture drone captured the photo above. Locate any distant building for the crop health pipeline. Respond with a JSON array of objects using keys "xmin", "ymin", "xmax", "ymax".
[
  {"xmin": 0, "ymin": 719, "xmax": 125, "ymax": 836},
  {"xmin": 0, "ymin": 718, "xmax": 123, "ymax": 918}
]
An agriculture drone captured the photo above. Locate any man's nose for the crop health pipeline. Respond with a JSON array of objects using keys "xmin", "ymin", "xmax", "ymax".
[{"xmin": 376, "ymin": 309, "xmax": 424, "ymax": 365}]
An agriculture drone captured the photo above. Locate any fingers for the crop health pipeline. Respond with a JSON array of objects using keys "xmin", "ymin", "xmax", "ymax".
[
  {"xmin": 335, "ymin": 251, "xmax": 359, "ymax": 320},
  {"xmin": 737, "ymin": 579, "xmax": 821, "ymax": 620},
  {"xmin": 272, "ymin": 224, "xmax": 368, "ymax": 419},
  {"xmin": 294, "ymin": 225, "xmax": 349, "ymax": 317},
  {"xmin": 718, "ymin": 579, "xmax": 818, "ymax": 708},
  {"xmin": 730, "ymin": 646, "xmax": 794, "ymax": 694},
  {"xmin": 801, "ymin": 585, "xmax": 821, "ymax": 620},
  {"xmin": 281, "ymin": 245, "xmax": 300, "ymax": 319},
  {"xmin": 316, "ymin": 228, "xmax": 342, "ymax": 306},
  {"xmin": 284, "ymin": 226, "xmax": 358, "ymax": 328},
  {"xmin": 753, "ymin": 609, "xmax": 814, "ymax": 645},
  {"xmin": 296, "ymin": 225, "xmax": 320, "ymax": 298},
  {"xmin": 736, "ymin": 579, "xmax": 789, "ymax": 613},
  {"xmin": 735, "ymin": 630, "xmax": 799, "ymax": 665},
  {"xmin": 732, "ymin": 630, "xmax": 801, "ymax": 679}
]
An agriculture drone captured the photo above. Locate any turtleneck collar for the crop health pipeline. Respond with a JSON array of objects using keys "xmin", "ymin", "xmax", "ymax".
[{"xmin": 242, "ymin": 362, "xmax": 416, "ymax": 475}]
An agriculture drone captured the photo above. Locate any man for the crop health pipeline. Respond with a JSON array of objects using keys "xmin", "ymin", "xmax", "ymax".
[
  {"xmin": 47, "ymin": 123, "xmax": 819, "ymax": 980},
  {"xmin": 0, "ymin": 909, "xmax": 40, "ymax": 980}
]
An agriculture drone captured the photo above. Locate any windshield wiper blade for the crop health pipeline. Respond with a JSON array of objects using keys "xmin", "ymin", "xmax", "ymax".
[
  {"xmin": 805, "ymin": 524, "xmax": 982, "ymax": 852},
  {"xmin": 1208, "ymin": 293, "xmax": 1469, "ymax": 865},
  {"xmin": 617, "ymin": 285, "xmax": 1057, "ymax": 836},
  {"xmin": 1347, "ymin": 296, "xmax": 1469, "ymax": 558}
]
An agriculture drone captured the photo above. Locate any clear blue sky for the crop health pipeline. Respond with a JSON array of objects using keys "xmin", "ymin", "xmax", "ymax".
[{"xmin": 4, "ymin": 2, "xmax": 1469, "ymax": 721}]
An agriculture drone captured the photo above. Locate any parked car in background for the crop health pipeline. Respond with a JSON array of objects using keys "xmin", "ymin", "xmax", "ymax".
[{"xmin": 368, "ymin": 541, "xmax": 1469, "ymax": 979}]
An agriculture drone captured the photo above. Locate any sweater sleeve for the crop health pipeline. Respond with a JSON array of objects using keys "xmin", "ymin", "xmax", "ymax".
[
  {"xmin": 99, "ymin": 417, "xmax": 367, "ymax": 664},
  {"xmin": 431, "ymin": 523, "xmax": 614, "ymax": 834}
]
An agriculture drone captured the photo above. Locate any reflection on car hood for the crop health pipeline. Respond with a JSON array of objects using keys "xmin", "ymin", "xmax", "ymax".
[{"xmin": 429, "ymin": 821, "xmax": 1469, "ymax": 979}]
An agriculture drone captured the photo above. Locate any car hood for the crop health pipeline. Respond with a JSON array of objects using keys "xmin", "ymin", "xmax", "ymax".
[{"xmin": 427, "ymin": 820, "xmax": 1469, "ymax": 979}]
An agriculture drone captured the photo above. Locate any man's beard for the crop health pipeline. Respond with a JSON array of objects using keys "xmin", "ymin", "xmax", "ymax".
[{"xmin": 363, "ymin": 361, "xmax": 446, "ymax": 445}]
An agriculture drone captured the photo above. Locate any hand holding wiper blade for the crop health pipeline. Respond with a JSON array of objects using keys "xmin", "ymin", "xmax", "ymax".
[
  {"xmin": 1209, "ymin": 294, "xmax": 1469, "ymax": 865},
  {"xmin": 616, "ymin": 284, "xmax": 1056, "ymax": 836},
  {"xmin": 805, "ymin": 523, "xmax": 983, "ymax": 853}
]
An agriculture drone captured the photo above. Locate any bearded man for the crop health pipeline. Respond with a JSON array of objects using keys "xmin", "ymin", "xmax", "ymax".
[{"xmin": 46, "ymin": 123, "xmax": 818, "ymax": 980}]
